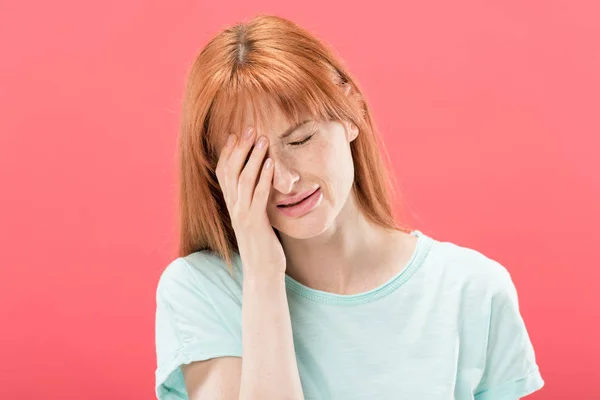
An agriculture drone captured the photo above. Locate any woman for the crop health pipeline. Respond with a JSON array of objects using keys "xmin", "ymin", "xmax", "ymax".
[{"xmin": 154, "ymin": 14, "xmax": 544, "ymax": 400}]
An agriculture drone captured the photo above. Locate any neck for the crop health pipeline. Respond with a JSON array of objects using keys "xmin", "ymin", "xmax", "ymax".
[{"xmin": 280, "ymin": 190, "xmax": 403, "ymax": 295}]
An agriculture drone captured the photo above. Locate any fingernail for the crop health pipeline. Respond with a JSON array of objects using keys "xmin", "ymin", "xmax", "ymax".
[
  {"xmin": 244, "ymin": 127, "xmax": 253, "ymax": 139},
  {"xmin": 257, "ymin": 136, "xmax": 267, "ymax": 148}
]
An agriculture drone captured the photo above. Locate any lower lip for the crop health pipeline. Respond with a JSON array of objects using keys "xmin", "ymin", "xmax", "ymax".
[{"xmin": 277, "ymin": 188, "xmax": 322, "ymax": 218}]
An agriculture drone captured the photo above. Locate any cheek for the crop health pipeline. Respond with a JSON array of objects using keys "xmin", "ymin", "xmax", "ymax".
[
  {"xmin": 304, "ymin": 140, "xmax": 334, "ymax": 171},
  {"xmin": 320, "ymin": 138, "xmax": 346, "ymax": 170}
]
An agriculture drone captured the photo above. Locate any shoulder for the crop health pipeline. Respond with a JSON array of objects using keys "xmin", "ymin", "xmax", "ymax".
[
  {"xmin": 156, "ymin": 250, "xmax": 244, "ymax": 303},
  {"xmin": 425, "ymin": 235, "xmax": 515, "ymax": 299}
]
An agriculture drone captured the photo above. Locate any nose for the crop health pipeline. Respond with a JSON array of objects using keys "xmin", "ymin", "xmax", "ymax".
[{"xmin": 270, "ymin": 156, "xmax": 300, "ymax": 195}]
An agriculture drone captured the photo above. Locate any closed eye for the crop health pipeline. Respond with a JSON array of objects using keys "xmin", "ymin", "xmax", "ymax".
[{"xmin": 290, "ymin": 134, "xmax": 314, "ymax": 146}]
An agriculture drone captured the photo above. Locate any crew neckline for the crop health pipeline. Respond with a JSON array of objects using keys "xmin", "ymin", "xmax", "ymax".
[{"xmin": 283, "ymin": 230, "xmax": 433, "ymax": 305}]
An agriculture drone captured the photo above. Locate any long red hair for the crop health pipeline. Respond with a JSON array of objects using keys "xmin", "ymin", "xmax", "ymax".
[{"xmin": 176, "ymin": 14, "xmax": 412, "ymax": 277}]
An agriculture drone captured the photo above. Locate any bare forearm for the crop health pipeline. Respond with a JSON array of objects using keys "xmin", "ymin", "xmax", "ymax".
[{"xmin": 239, "ymin": 272, "xmax": 304, "ymax": 400}]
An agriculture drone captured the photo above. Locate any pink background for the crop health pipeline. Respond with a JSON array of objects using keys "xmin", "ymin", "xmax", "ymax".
[{"xmin": 1, "ymin": 1, "xmax": 598, "ymax": 399}]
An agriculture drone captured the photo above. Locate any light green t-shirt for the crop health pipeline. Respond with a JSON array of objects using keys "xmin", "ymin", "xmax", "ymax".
[{"xmin": 154, "ymin": 230, "xmax": 544, "ymax": 399}]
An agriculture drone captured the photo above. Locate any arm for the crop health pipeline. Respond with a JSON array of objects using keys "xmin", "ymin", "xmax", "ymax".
[
  {"xmin": 180, "ymin": 271, "xmax": 304, "ymax": 400},
  {"xmin": 238, "ymin": 271, "xmax": 305, "ymax": 400}
]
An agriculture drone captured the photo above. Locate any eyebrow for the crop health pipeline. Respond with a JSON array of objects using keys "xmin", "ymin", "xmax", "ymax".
[{"xmin": 279, "ymin": 119, "xmax": 313, "ymax": 139}]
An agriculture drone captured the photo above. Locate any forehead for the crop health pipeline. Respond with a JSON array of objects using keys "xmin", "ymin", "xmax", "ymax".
[{"xmin": 214, "ymin": 96, "xmax": 314, "ymax": 151}]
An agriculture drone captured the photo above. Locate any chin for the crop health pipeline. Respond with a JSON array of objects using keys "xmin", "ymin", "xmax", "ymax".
[{"xmin": 272, "ymin": 204, "xmax": 334, "ymax": 240}]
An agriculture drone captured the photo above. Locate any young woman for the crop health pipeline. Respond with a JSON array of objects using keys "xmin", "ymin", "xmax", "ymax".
[{"xmin": 154, "ymin": 14, "xmax": 544, "ymax": 400}]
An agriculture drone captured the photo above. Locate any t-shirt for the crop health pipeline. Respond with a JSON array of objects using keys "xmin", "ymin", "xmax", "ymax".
[{"xmin": 154, "ymin": 230, "xmax": 544, "ymax": 399}]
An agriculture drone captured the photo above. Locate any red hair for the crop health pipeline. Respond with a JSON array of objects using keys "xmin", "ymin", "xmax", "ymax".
[{"xmin": 176, "ymin": 14, "xmax": 412, "ymax": 277}]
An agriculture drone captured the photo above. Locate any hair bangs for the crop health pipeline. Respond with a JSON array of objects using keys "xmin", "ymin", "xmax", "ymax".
[{"xmin": 207, "ymin": 58, "xmax": 349, "ymax": 157}]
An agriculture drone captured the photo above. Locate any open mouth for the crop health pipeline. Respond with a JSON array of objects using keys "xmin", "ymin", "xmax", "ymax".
[
  {"xmin": 275, "ymin": 188, "xmax": 322, "ymax": 217},
  {"xmin": 278, "ymin": 199, "xmax": 305, "ymax": 208},
  {"xmin": 277, "ymin": 189, "xmax": 318, "ymax": 208}
]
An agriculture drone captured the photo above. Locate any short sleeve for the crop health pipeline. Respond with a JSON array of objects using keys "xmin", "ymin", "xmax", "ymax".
[
  {"xmin": 154, "ymin": 257, "xmax": 242, "ymax": 399},
  {"xmin": 473, "ymin": 266, "xmax": 544, "ymax": 400}
]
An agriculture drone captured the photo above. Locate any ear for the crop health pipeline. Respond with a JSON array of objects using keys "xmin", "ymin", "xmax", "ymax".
[
  {"xmin": 342, "ymin": 82, "xmax": 352, "ymax": 96},
  {"xmin": 345, "ymin": 121, "xmax": 359, "ymax": 142}
]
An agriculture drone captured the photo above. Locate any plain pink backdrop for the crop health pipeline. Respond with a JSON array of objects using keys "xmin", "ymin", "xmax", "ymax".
[{"xmin": 1, "ymin": 1, "xmax": 598, "ymax": 399}]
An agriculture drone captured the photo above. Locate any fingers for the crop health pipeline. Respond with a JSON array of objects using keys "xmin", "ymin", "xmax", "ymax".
[
  {"xmin": 251, "ymin": 157, "xmax": 274, "ymax": 213},
  {"xmin": 238, "ymin": 131, "xmax": 270, "ymax": 208},
  {"xmin": 216, "ymin": 126, "xmax": 271, "ymax": 216},
  {"xmin": 217, "ymin": 126, "xmax": 255, "ymax": 206}
]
